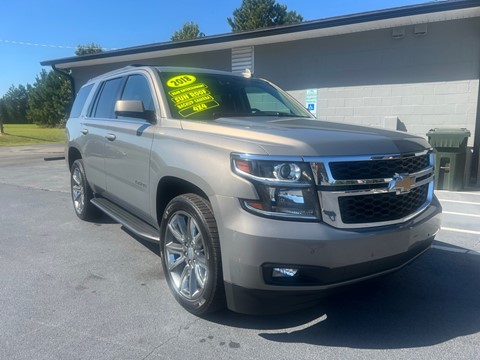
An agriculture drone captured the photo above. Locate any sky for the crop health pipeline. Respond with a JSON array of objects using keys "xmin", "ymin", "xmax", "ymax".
[{"xmin": 0, "ymin": 0, "xmax": 432, "ymax": 97}]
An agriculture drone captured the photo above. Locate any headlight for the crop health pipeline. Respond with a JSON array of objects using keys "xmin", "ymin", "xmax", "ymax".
[
  {"xmin": 274, "ymin": 163, "xmax": 302, "ymax": 181},
  {"xmin": 231, "ymin": 154, "xmax": 321, "ymax": 220}
]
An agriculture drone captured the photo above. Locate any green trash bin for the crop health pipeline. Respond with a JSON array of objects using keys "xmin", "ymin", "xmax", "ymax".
[{"xmin": 426, "ymin": 128, "xmax": 471, "ymax": 191}]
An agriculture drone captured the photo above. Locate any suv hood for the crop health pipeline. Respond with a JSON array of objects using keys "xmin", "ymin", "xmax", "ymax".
[{"xmin": 180, "ymin": 117, "xmax": 430, "ymax": 157}]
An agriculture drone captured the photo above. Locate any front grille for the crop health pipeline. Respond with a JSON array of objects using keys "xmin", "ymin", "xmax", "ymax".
[
  {"xmin": 311, "ymin": 151, "xmax": 434, "ymax": 229},
  {"xmin": 338, "ymin": 183, "xmax": 429, "ymax": 224},
  {"xmin": 329, "ymin": 154, "xmax": 429, "ymax": 180}
]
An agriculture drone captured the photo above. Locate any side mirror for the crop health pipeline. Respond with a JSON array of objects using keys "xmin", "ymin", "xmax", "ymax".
[{"xmin": 114, "ymin": 100, "xmax": 155, "ymax": 122}]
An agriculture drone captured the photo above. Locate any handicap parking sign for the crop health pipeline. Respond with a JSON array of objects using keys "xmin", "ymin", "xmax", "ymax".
[{"xmin": 305, "ymin": 89, "xmax": 317, "ymax": 116}]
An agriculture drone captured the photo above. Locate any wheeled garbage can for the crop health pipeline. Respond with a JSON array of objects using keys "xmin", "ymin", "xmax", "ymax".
[{"xmin": 426, "ymin": 128, "xmax": 471, "ymax": 191}]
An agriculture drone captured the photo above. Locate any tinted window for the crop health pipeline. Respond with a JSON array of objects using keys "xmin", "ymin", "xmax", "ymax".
[
  {"xmin": 245, "ymin": 86, "xmax": 291, "ymax": 114},
  {"xmin": 93, "ymin": 77, "xmax": 122, "ymax": 118},
  {"xmin": 121, "ymin": 75, "xmax": 155, "ymax": 112},
  {"xmin": 70, "ymin": 84, "xmax": 93, "ymax": 118}
]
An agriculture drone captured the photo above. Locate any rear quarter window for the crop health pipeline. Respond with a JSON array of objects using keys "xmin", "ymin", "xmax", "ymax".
[{"xmin": 70, "ymin": 84, "xmax": 94, "ymax": 118}]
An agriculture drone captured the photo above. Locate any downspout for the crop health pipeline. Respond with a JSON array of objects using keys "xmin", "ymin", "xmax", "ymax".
[
  {"xmin": 51, "ymin": 64, "xmax": 76, "ymax": 130},
  {"xmin": 52, "ymin": 64, "xmax": 76, "ymax": 101},
  {"xmin": 470, "ymin": 82, "xmax": 480, "ymax": 186}
]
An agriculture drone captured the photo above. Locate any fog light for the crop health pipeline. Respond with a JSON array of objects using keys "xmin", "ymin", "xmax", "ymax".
[{"xmin": 272, "ymin": 267, "xmax": 298, "ymax": 277}]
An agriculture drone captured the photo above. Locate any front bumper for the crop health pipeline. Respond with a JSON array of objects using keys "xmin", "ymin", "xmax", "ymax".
[{"xmin": 212, "ymin": 195, "xmax": 442, "ymax": 314}]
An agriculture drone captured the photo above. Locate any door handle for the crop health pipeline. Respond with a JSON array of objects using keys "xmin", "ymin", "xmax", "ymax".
[
  {"xmin": 105, "ymin": 134, "xmax": 117, "ymax": 141},
  {"xmin": 81, "ymin": 128, "xmax": 88, "ymax": 135}
]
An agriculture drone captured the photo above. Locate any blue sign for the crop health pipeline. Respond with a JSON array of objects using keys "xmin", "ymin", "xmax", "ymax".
[{"xmin": 305, "ymin": 89, "xmax": 317, "ymax": 116}]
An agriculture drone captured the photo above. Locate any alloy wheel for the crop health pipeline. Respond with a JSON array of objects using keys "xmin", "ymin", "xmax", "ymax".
[
  {"xmin": 164, "ymin": 211, "xmax": 208, "ymax": 302},
  {"xmin": 71, "ymin": 167, "xmax": 85, "ymax": 215}
]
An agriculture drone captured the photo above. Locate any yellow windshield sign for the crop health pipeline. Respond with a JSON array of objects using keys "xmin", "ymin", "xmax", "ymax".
[{"xmin": 166, "ymin": 75, "xmax": 219, "ymax": 117}]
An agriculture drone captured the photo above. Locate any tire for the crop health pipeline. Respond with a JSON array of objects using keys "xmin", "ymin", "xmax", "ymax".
[
  {"xmin": 70, "ymin": 159, "xmax": 101, "ymax": 221},
  {"xmin": 160, "ymin": 194, "xmax": 224, "ymax": 315}
]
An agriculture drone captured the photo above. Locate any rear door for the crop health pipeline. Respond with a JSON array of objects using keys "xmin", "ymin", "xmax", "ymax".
[{"xmin": 81, "ymin": 77, "xmax": 124, "ymax": 193}]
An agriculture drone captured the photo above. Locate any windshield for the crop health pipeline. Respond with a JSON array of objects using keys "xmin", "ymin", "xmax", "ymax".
[{"xmin": 157, "ymin": 70, "xmax": 312, "ymax": 120}]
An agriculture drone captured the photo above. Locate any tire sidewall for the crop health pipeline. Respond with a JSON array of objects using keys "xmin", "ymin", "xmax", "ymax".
[
  {"xmin": 160, "ymin": 195, "xmax": 220, "ymax": 315},
  {"xmin": 71, "ymin": 159, "xmax": 99, "ymax": 221}
]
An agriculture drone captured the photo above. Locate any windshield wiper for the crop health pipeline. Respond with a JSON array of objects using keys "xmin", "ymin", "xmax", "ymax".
[
  {"xmin": 212, "ymin": 110, "xmax": 310, "ymax": 119},
  {"xmin": 212, "ymin": 112, "xmax": 253, "ymax": 119},
  {"xmin": 252, "ymin": 110, "xmax": 310, "ymax": 118}
]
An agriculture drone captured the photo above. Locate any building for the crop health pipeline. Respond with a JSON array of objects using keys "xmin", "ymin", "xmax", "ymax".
[{"xmin": 42, "ymin": 0, "xmax": 480, "ymax": 186}]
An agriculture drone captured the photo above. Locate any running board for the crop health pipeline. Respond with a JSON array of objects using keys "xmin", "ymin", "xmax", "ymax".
[{"xmin": 91, "ymin": 198, "xmax": 160, "ymax": 242}]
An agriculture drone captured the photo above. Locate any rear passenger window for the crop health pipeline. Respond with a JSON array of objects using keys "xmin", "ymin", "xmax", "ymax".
[
  {"xmin": 70, "ymin": 84, "xmax": 93, "ymax": 118},
  {"xmin": 121, "ymin": 75, "xmax": 155, "ymax": 112},
  {"xmin": 93, "ymin": 77, "xmax": 122, "ymax": 118}
]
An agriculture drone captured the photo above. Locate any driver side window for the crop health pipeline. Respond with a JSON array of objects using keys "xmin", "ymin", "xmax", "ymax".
[{"xmin": 121, "ymin": 75, "xmax": 155, "ymax": 112}]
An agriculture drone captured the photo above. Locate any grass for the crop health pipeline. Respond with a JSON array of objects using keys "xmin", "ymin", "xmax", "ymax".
[{"xmin": 0, "ymin": 124, "xmax": 65, "ymax": 147}]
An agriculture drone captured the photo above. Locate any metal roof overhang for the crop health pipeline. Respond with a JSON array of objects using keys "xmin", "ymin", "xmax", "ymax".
[{"xmin": 41, "ymin": 0, "xmax": 480, "ymax": 70}]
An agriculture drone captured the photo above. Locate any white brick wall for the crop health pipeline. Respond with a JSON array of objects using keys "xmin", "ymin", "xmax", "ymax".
[{"xmin": 292, "ymin": 80, "xmax": 477, "ymax": 146}]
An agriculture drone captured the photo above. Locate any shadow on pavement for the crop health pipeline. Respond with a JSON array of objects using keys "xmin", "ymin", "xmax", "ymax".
[
  {"xmin": 122, "ymin": 226, "xmax": 160, "ymax": 256},
  {"xmin": 205, "ymin": 247, "xmax": 480, "ymax": 349}
]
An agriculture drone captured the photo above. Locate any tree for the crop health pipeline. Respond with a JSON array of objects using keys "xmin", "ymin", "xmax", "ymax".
[
  {"xmin": 26, "ymin": 70, "xmax": 72, "ymax": 127},
  {"xmin": 0, "ymin": 99, "xmax": 6, "ymax": 134},
  {"xmin": 75, "ymin": 43, "xmax": 104, "ymax": 56},
  {"xmin": 1, "ymin": 84, "xmax": 30, "ymax": 124},
  {"xmin": 171, "ymin": 22, "xmax": 205, "ymax": 41},
  {"xmin": 228, "ymin": 0, "xmax": 303, "ymax": 32}
]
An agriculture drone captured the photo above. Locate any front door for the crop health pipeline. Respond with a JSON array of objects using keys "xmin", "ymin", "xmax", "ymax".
[{"xmin": 103, "ymin": 74, "xmax": 156, "ymax": 220}]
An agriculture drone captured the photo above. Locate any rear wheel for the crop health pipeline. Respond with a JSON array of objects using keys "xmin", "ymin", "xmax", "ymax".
[
  {"xmin": 160, "ymin": 194, "xmax": 224, "ymax": 315},
  {"xmin": 70, "ymin": 159, "xmax": 101, "ymax": 221}
]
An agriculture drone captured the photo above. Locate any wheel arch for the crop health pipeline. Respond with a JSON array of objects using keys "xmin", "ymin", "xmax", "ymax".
[
  {"xmin": 156, "ymin": 176, "xmax": 210, "ymax": 225},
  {"xmin": 67, "ymin": 146, "xmax": 82, "ymax": 171}
]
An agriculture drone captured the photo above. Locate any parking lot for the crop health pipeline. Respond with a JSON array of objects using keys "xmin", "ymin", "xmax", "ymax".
[{"xmin": 0, "ymin": 144, "xmax": 479, "ymax": 360}]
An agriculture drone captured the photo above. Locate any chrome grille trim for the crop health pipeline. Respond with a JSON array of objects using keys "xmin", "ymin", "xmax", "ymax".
[{"xmin": 305, "ymin": 150, "xmax": 435, "ymax": 229}]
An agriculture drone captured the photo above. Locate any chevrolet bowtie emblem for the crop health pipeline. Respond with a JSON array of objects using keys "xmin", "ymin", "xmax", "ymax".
[{"xmin": 388, "ymin": 174, "xmax": 416, "ymax": 194}]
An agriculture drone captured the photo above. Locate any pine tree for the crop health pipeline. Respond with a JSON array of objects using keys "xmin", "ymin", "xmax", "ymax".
[
  {"xmin": 171, "ymin": 22, "xmax": 205, "ymax": 41},
  {"xmin": 0, "ymin": 85, "xmax": 30, "ymax": 124},
  {"xmin": 26, "ymin": 70, "xmax": 72, "ymax": 127},
  {"xmin": 75, "ymin": 43, "xmax": 104, "ymax": 56},
  {"xmin": 228, "ymin": 0, "xmax": 303, "ymax": 32}
]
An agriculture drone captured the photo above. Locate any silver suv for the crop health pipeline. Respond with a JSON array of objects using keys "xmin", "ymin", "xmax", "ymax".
[{"xmin": 66, "ymin": 65, "xmax": 442, "ymax": 315}]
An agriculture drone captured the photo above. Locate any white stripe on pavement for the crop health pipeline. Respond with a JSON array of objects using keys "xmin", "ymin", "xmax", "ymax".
[
  {"xmin": 443, "ymin": 211, "xmax": 480, "ymax": 218},
  {"xmin": 432, "ymin": 245, "xmax": 468, "ymax": 253},
  {"xmin": 441, "ymin": 227, "xmax": 480, "ymax": 235},
  {"xmin": 436, "ymin": 190, "xmax": 480, "ymax": 196},
  {"xmin": 432, "ymin": 244, "xmax": 480, "ymax": 256},
  {"xmin": 263, "ymin": 314, "xmax": 328, "ymax": 334},
  {"xmin": 437, "ymin": 199, "xmax": 480, "ymax": 205}
]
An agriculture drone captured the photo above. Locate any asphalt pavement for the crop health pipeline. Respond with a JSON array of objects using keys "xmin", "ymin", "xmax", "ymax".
[{"xmin": 0, "ymin": 144, "xmax": 479, "ymax": 360}]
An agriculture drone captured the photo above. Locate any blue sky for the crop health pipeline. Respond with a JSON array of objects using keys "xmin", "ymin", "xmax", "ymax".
[{"xmin": 0, "ymin": 0, "xmax": 429, "ymax": 97}]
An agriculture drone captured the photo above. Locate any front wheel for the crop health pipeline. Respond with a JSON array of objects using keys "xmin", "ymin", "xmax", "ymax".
[{"xmin": 160, "ymin": 194, "xmax": 224, "ymax": 315}]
